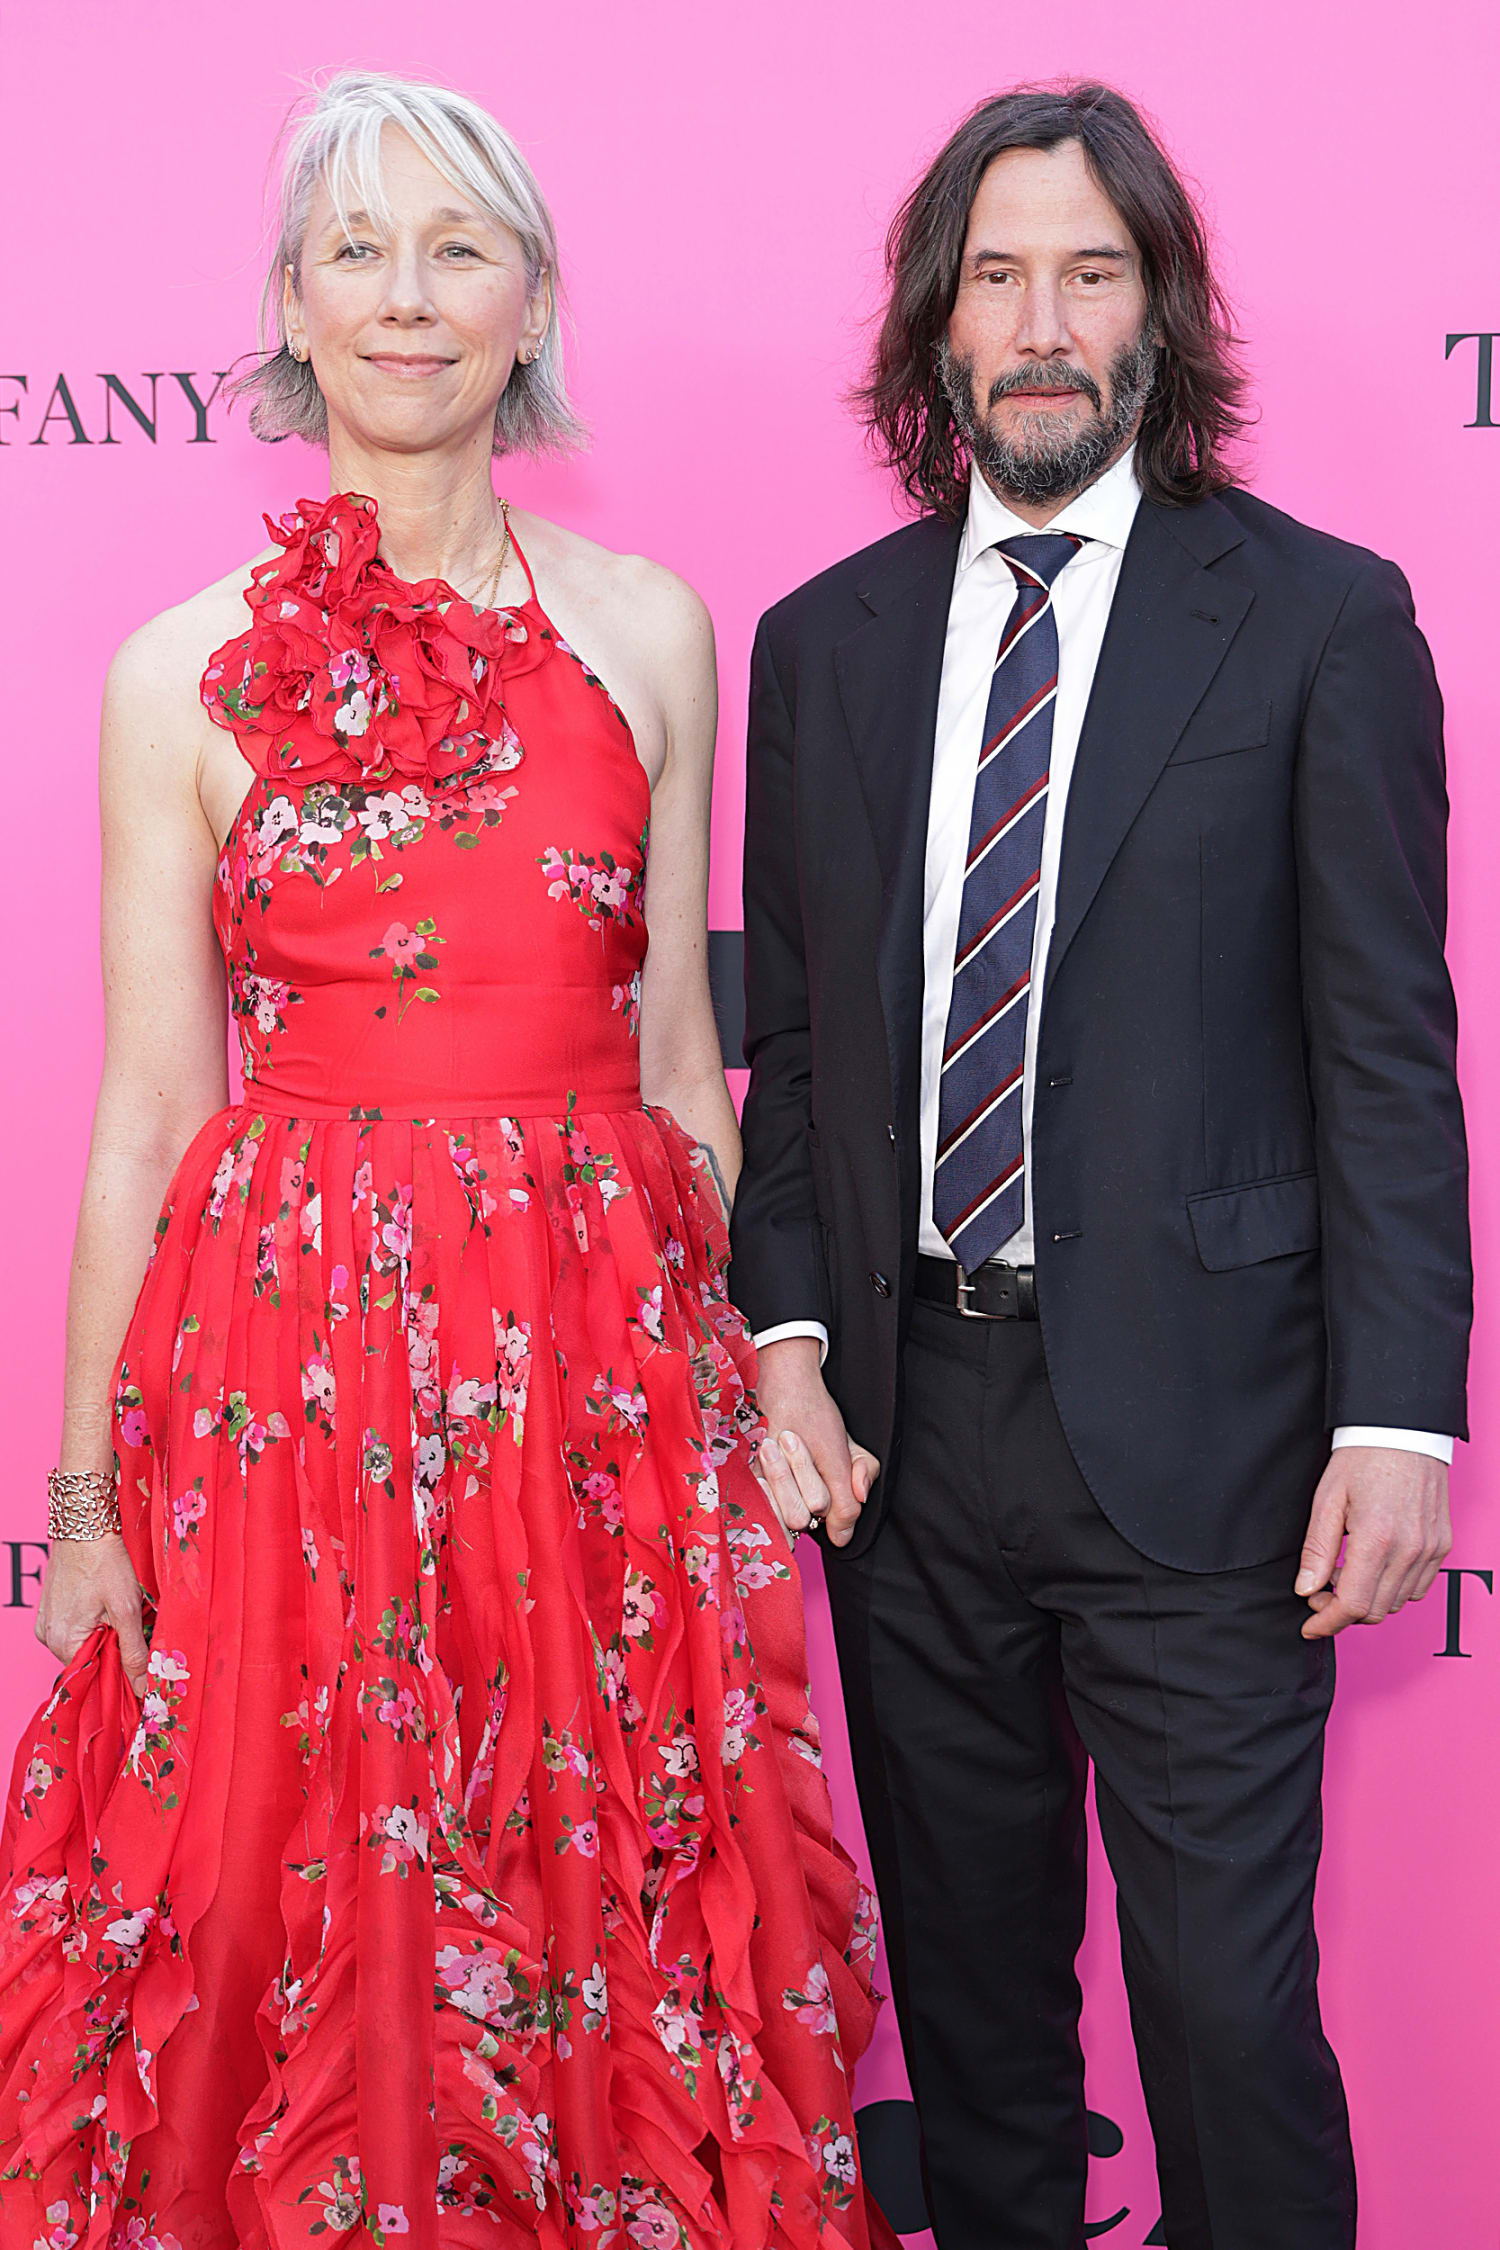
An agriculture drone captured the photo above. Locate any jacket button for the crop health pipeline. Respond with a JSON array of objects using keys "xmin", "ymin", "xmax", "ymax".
[
  {"xmin": 887, "ymin": 1124, "xmax": 897, "ymax": 1145},
  {"xmin": 870, "ymin": 1271, "xmax": 891, "ymax": 1297}
]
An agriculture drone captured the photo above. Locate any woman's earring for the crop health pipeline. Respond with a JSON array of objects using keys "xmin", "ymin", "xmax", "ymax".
[{"xmin": 290, "ymin": 342, "xmax": 307, "ymax": 363}]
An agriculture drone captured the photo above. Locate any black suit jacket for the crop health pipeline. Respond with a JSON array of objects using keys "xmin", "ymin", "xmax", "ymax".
[{"xmin": 728, "ymin": 489, "xmax": 1471, "ymax": 1571}]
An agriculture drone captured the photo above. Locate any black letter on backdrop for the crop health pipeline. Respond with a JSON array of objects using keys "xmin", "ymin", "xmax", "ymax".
[
  {"xmin": 0, "ymin": 375, "xmax": 28, "ymax": 443},
  {"xmin": 5, "ymin": 1542, "xmax": 48, "ymax": 1608},
  {"xmin": 100, "ymin": 372, "xmax": 164, "ymax": 444},
  {"xmin": 30, "ymin": 374, "xmax": 91, "ymax": 444},
  {"xmin": 1434, "ymin": 1567, "xmax": 1493, "ymax": 1658},
  {"xmin": 1445, "ymin": 333, "xmax": 1498, "ymax": 428},
  {"xmin": 171, "ymin": 370, "xmax": 229, "ymax": 443}
]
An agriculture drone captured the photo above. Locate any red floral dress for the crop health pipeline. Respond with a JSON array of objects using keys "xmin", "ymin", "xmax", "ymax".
[{"xmin": 0, "ymin": 495, "xmax": 892, "ymax": 2250}]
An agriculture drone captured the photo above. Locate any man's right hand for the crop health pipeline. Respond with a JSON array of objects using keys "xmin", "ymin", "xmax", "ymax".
[{"xmin": 751, "ymin": 1336, "xmax": 880, "ymax": 1548}]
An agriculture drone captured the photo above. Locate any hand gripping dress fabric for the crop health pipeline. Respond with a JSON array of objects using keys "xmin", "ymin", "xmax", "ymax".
[{"xmin": 0, "ymin": 495, "xmax": 893, "ymax": 2250}]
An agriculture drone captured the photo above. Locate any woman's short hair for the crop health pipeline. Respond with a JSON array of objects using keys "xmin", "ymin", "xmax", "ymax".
[
  {"xmin": 232, "ymin": 69, "xmax": 585, "ymax": 457},
  {"xmin": 857, "ymin": 81, "xmax": 1250, "ymax": 517}
]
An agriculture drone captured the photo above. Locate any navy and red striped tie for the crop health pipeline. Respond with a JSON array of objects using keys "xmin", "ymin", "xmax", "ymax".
[{"xmin": 933, "ymin": 532, "xmax": 1084, "ymax": 1270}]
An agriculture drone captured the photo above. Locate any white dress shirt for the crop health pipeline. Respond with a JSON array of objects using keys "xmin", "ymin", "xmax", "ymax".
[{"xmin": 753, "ymin": 448, "xmax": 1452, "ymax": 1466}]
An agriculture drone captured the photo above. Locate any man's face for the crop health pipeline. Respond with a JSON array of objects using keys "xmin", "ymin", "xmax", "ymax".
[{"xmin": 943, "ymin": 139, "xmax": 1156, "ymax": 507}]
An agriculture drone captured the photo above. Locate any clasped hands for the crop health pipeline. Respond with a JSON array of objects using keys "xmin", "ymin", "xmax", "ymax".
[
  {"xmin": 754, "ymin": 1337, "xmax": 1452, "ymax": 1636},
  {"xmin": 752, "ymin": 1337, "xmax": 879, "ymax": 1548}
]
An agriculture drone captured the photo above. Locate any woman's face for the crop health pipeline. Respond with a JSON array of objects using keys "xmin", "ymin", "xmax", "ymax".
[{"xmin": 287, "ymin": 126, "xmax": 548, "ymax": 458}]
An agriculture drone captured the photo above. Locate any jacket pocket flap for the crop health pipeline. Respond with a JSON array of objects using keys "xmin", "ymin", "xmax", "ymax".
[
  {"xmin": 1168, "ymin": 698, "xmax": 1273, "ymax": 765},
  {"xmin": 1187, "ymin": 1170, "xmax": 1320, "ymax": 1271}
]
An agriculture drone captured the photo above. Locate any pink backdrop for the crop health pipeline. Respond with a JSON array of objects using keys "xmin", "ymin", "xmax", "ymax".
[{"xmin": 2, "ymin": 3, "xmax": 1496, "ymax": 2240}]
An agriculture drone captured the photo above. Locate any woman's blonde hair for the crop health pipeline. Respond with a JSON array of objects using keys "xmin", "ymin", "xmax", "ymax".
[{"xmin": 231, "ymin": 69, "xmax": 585, "ymax": 457}]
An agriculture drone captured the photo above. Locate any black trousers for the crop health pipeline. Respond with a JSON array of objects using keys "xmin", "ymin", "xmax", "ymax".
[{"xmin": 826, "ymin": 1299, "xmax": 1355, "ymax": 2250}]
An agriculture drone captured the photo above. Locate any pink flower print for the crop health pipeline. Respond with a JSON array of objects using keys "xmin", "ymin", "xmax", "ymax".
[
  {"xmin": 170, "ymin": 1486, "xmax": 206, "ymax": 1543},
  {"xmin": 611, "ymin": 966, "xmax": 643, "ymax": 1037},
  {"xmin": 722, "ymin": 1688, "xmax": 755, "ymax": 1765},
  {"xmin": 351, "ymin": 1163, "xmax": 373, "ymax": 1211},
  {"xmin": 301, "ymin": 1353, "xmax": 336, "ymax": 1412},
  {"xmin": 376, "ymin": 2207, "xmax": 410, "ymax": 2237},
  {"xmin": 625, "ymin": 2199, "xmax": 680, "ymax": 2250},
  {"xmin": 620, "ymin": 1569, "xmax": 664, "ymax": 1641},
  {"xmin": 330, "ymin": 647, "xmax": 371, "ymax": 691},
  {"xmin": 567, "ymin": 1818, "xmax": 599, "ymax": 1858},
  {"xmin": 592, "ymin": 866, "xmax": 632, "ymax": 914},
  {"xmin": 39, "ymin": 2198, "xmax": 79, "ymax": 2250},
  {"xmin": 380, "ymin": 921, "xmax": 423, "ymax": 967},
  {"xmin": 255, "ymin": 795, "xmax": 299, "ymax": 853},
  {"xmin": 731, "ymin": 1522, "xmax": 781, "ymax": 1593},
  {"xmin": 378, "ymin": 1685, "xmax": 421, "ymax": 1734},
  {"xmin": 373, "ymin": 1803, "xmax": 428, "ymax": 1868},
  {"xmin": 301, "ymin": 1525, "xmax": 321, "ymax": 1572},
  {"xmin": 356, "ymin": 790, "xmax": 415, "ymax": 841},
  {"xmin": 300, "ymin": 1193, "xmax": 322, "ymax": 1247},
  {"xmin": 335, "ymin": 684, "xmax": 374, "ymax": 738},
  {"xmin": 119, "ymin": 1406, "xmax": 149, "ymax": 1449},
  {"xmin": 653, "ymin": 2003, "xmax": 698, "ymax": 2061},
  {"xmin": 448, "ymin": 1372, "xmax": 497, "ymax": 1420},
  {"xmin": 280, "ymin": 1157, "xmax": 306, "ymax": 1205},
  {"xmin": 104, "ymin": 1908, "xmax": 153, "ymax": 1956},
  {"xmin": 819, "ymin": 2131, "xmax": 857, "ymax": 2188},
  {"xmin": 783, "ymin": 1961, "xmax": 838, "ymax": 2038},
  {"xmin": 111, "ymin": 2224, "xmax": 186, "ymax": 2250},
  {"xmin": 661, "ymin": 1732, "xmax": 700, "ymax": 1782},
  {"xmin": 300, "ymin": 796, "xmax": 351, "ymax": 852},
  {"xmin": 436, "ymin": 1942, "xmax": 515, "ymax": 2021},
  {"xmin": 380, "ymin": 1187, "xmax": 414, "ymax": 1264}
]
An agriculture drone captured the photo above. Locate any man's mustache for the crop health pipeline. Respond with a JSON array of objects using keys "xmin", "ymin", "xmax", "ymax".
[{"xmin": 987, "ymin": 363, "xmax": 1103, "ymax": 413}]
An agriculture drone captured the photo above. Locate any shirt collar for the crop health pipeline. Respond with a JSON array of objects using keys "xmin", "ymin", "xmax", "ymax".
[{"xmin": 959, "ymin": 442, "xmax": 1144, "ymax": 572}]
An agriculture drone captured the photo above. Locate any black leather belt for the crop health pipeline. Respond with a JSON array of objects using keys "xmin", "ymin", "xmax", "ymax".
[{"xmin": 914, "ymin": 1253, "xmax": 1039, "ymax": 1321}]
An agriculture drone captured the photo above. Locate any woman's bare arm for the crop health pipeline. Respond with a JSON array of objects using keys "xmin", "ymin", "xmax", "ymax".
[
  {"xmin": 633, "ymin": 573, "xmax": 741, "ymax": 1218},
  {"xmin": 40, "ymin": 611, "xmax": 236, "ymax": 1693}
]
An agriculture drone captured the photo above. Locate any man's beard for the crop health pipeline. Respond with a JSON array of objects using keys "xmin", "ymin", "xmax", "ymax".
[{"xmin": 939, "ymin": 332, "xmax": 1158, "ymax": 506}]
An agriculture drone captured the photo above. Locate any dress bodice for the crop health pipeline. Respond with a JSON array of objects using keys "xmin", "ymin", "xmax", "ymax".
[{"xmin": 203, "ymin": 492, "xmax": 649, "ymax": 1118}]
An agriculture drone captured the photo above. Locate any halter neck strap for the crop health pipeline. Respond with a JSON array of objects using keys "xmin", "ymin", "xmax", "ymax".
[{"xmin": 505, "ymin": 511, "xmax": 539, "ymax": 606}]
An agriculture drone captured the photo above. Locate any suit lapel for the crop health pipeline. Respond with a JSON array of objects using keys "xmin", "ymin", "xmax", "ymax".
[
  {"xmin": 833, "ymin": 515, "xmax": 963, "ymax": 1123},
  {"xmin": 1044, "ymin": 494, "xmax": 1254, "ymax": 997}
]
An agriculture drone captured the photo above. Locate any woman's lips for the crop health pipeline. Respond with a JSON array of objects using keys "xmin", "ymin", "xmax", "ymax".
[{"xmin": 362, "ymin": 355, "xmax": 457, "ymax": 377}]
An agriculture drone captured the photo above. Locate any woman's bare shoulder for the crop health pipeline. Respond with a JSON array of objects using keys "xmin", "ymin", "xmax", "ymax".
[
  {"xmin": 518, "ymin": 511, "xmax": 714, "ymax": 655},
  {"xmin": 104, "ymin": 545, "xmax": 275, "ymax": 724}
]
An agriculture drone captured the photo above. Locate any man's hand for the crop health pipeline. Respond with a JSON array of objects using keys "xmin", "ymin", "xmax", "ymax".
[
  {"xmin": 1296, "ymin": 1446, "xmax": 1452, "ymax": 1640},
  {"xmin": 752, "ymin": 1336, "xmax": 879, "ymax": 1548}
]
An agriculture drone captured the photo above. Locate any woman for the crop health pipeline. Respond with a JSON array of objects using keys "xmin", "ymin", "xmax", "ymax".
[{"xmin": 0, "ymin": 72, "xmax": 890, "ymax": 2250}]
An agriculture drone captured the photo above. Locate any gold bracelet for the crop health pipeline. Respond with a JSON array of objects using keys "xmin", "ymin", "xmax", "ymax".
[{"xmin": 47, "ymin": 1466, "xmax": 122, "ymax": 1541}]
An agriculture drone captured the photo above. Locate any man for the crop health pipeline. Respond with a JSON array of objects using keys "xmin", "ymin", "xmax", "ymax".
[{"xmin": 729, "ymin": 82, "xmax": 1470, "ymax": 2250}]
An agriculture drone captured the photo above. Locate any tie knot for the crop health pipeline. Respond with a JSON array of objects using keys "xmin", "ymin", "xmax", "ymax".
[{"xmin": 996, "ymin": 532, "xmax": 1084, "ymax": 591}]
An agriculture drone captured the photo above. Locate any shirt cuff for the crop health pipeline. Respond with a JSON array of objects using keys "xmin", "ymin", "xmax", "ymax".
[
  {"xmin": 1330, "ymin": 1426, "xmax": 1455, "ymax": 1465},
  {"xmin": 751, "ymin": 1320, "xmax": 830, "ymax": 1366}
]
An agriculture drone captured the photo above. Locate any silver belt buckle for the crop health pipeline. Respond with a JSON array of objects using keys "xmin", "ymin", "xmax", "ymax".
[{"xmin": 954, "ymin": 1262, "xmax": 988, "ymax": 1319}]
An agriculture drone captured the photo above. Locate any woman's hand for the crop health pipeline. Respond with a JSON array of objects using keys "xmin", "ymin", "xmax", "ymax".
[{"xmin": 36, "ymin": 1536, "xmax": 150, "ymax": 1698}]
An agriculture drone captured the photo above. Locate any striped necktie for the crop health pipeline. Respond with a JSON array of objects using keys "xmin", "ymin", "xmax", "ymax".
[{"xmin": 932, "ymin": 531, "xmax": 1084, "ymax": 1270}]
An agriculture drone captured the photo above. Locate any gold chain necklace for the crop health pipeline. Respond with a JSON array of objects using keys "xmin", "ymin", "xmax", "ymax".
[{"xmin": 471, "ymin": 498, "xmax": 513, "ymax": 611}]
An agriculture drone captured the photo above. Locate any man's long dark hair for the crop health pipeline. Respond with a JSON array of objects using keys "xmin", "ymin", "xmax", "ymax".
[{"xmin": 858, "ymin": 83, "xmax": 1250, "ymax": 518}]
